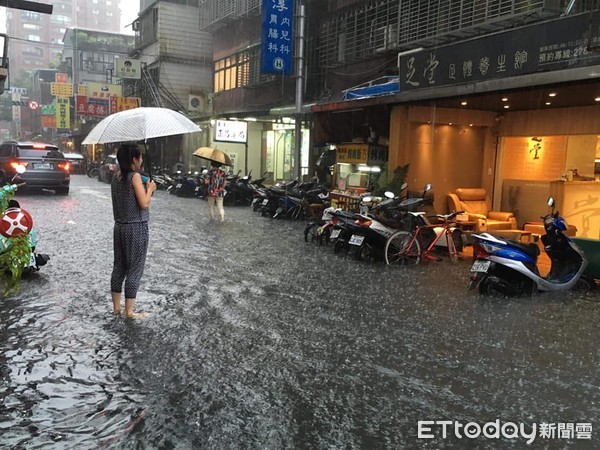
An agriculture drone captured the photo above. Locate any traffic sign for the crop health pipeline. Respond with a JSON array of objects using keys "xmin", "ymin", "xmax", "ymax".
[{"xmin": 28, "ymin": 100, "xmax": 39, "ymax": 110}]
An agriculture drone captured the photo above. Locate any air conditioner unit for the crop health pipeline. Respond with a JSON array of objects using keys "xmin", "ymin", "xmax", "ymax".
[{"xmin": 188, "ymin": 94, "xmax": 205, "ymax": 112}]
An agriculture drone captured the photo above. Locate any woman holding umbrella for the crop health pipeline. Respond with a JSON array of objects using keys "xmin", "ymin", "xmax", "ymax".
[
  {"xmin": 205, "ymin": 161, "xmax": 228, "ymax": 221},
  {"xmin": 111, "ymin": 143, "xmax": 157, "ymax": 318}
]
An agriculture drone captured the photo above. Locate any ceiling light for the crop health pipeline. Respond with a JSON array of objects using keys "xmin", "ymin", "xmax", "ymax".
[
  {"xmin": 469, "ymin": 123, "xmax": 474, "ymax": 127},
  {"xmin": 595, "ymin": 97, "xmax": 600, "ymax": 102},
  {"xmin": 545, "ymin": 102, "xmax": 551, "ymax": 106},
  {"xmin": 548, "ymin": 92, "xmax": 557, "ymax": 97},
  {"xmin": 243, "ymin": 117, "xmax": 257, "ymax": 122},
  {"xmin": 502, "ymin": 97, "xmax": 508, "ymax": 102},
  {"xmin": 461, "ymin": 101, "xmax": 467, "ymax": 106},
  {"xmin": 504, "ymin": 105, "xmax": 510, "ymax": 109},
  {"xmin": 448, "ymin": 122, "xmax": 453, "ymax": 125}
]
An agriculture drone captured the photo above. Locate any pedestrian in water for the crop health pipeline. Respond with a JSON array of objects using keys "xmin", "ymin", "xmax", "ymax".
[
  {"xmin": 110, "ymin": 143, "xmax": 157, "ymax": 318},
  {"xmin": 205, "ymin": 161, "xmax": 227, "ymax": 221}
]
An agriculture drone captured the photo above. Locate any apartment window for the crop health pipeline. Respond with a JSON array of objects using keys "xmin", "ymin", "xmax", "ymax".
[
  {"xmin": 27, "ymin": 35, "xmax": 41, "ymax": 42},
  {"xmin": 23, "ymin": 23, "xmax": 41, "ymax": 30},
  {"xmin": 21, "ymin": 11, "xmax": 41, "ymax": 21},
  {"xmin": 51, "ymin": 14, "xmax": 72, "ymax": 24},
  {"xmin": 214, "ymin": 45, "xmax": 262, "ymax": 93}
]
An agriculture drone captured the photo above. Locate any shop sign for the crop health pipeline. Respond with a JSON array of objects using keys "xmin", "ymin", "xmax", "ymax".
[
  {"xmin": 399, "ymin": 11, "xmax": 600, "ymax": 91},
  {"xmin": 115, "ymin": 58, "xmax": 141, "ymax": 79},
  {"xmin": 87, "ymin": 82, "xmax": 122, "ymax": 99},
  {"xmin": 41, "ymin": 115, "xmax": 56, "ymax": 128},
  {"xmin": 76, "ymin": 96, "xmax": 109, "ymax": 117},
  {"xmin": 55, "ymin": 73, "xmax": 69, "ymax": 83},
  {"xmin": 50, "ymin": 82, "xmax": 73, "ymax": 97},
  {"xmin": 55, "ymin": 97, "xmax": 70, "ymax": 129},
  {"xmin": 367, "ymin": 145, "xmax": 388, "ymax": 166},
  {"xmin": 41, "ymin": 103, "xmax": 56, "ymax": 115},
  {"xmin": 215, "ymin": 120, "xmax": 248, "ymax": 144},
  {"xmin": 110, "ymin": 96, "xmax": 140, "ymax": 114},
  {"xmin": 260, "ymin": 0, "xmax": 294, "ymax": 76},
  {"xmin": 78, "ymin": 84, "xmax": 88, "ymax": 96},
  {"xmin": 336, "ymin": 143, "xmax": 368, "ymax": 164}
]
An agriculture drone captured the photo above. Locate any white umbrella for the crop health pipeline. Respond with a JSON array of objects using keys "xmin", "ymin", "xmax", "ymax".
[{"xmin": 81, "ymin": 107, "xmax": 201, "ymax": 145}]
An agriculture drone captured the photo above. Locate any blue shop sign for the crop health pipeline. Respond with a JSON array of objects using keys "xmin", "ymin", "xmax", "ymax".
[{"xmin": 260, "ymin": 0, "xmax": 294, "ymax": 76}]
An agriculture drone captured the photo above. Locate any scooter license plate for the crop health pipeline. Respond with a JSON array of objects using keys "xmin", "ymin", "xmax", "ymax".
[
  {"xmin": 471, "ymin": 260, "xmax": 491, "ymax": 273},
  {"xmin": 176, "ymin": 183, "xmax": 182, "ymax": 189},
  {"xmin": 330, "ymin": 229, "xmax": 341, "ymax": 240},
  {"xmin": 27, "ymin": 253, "xmax": 35, "ymax": 268},
  {"xmin": 349, "ymin": 234, "xmax": 365, "ymax": 246},
  {"xmin": 262, "ymin": 199, "xmax": 269, "ymax": 205}
]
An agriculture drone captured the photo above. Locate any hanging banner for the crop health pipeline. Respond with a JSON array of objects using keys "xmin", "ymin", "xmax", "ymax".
[
  {"xmin": 260, "ymin": 0, "xmax": 294, "ymax": 75},
  {"xmin": 55, "ymin": 97, "xmax": 70, "ymax": 129}
]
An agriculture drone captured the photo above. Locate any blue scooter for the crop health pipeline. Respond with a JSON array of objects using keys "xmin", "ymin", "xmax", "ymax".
[{"xmin": 469, "ymin": 198, "xmax": 588, "ymax": 296}]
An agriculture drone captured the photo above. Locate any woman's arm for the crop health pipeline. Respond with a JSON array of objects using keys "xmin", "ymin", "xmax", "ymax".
[{"xmin": 132, "ymin": 172, "xmax": 156, "ymax": 209}]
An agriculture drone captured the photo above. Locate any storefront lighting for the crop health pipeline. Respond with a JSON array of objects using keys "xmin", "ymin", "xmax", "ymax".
[
  {"xmin": 228, "ymin": 117, "xmax": 239, "ymax": 121},
  {"xmin": 469, "ymin": 123, "xmax": 474, "ymax": 127},
  {"xmin": 595, "ymin": 97, "xmax": 600, "ymax": 102},
  {"xmin": 504, "ymin": 105, "xmax": 510, "ymax": 109},
  {"xmin": 548, "ymin": 92, "xmax": 557, "ymax": 97},
  {"xmin": 357, "ymin": 165, "xmax": 381, "ymax": 172},
  {"xmin": 243, "ymin": 117, "xmax": 257, "ymax": 122},
  {"xmin": 502, "ymin": 97, "xmax": 508, "ymax": 102},
  {"xmin": 461, "ymin": 101, "xmax": 467, "ymax": 106},
  {"xmin": 545, "ymin": 102, "xmax": 552, "ymax": 106}
]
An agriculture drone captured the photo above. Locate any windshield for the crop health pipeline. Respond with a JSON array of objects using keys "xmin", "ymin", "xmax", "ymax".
[{"xmin": 18, "ymin": 148, "xmax": 64, "ymax": 159}]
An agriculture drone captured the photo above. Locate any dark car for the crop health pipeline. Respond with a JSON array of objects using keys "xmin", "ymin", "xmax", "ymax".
[
  {"xmin": 63, "ymin": 152, "xmax": 86, "ymax": 174},
  {"xmin": 0, "ymin": 141, "xmax": 70, "ymax": 195},
  {"xmin": 98, "ymin": 155, "xmax": 119, "ymax": 183}
]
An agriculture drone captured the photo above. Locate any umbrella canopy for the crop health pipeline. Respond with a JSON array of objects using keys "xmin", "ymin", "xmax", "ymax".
[
  {"xmin": 82, "ymin": 107, "xmax": 201, "ymax": 145},
  {"xmin": 193, "ymin": 147, "xmax": 232, "ymax": 166}
]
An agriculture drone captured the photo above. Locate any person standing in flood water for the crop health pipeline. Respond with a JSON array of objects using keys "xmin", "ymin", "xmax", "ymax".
[
  {"xmin": 110, "ymin": 143, "xmax": 157, "ymax": 318},
  {"xmin": 205, "ymin": 161, "xmax": 227, "ymax": 221}
]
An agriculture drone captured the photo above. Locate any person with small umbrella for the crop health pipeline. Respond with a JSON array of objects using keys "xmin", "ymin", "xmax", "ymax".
[
  {"xmin": 205, "ymin": 161, "xmax": 228, "ymax": 222},
  {"xmin": 110, "ymin": 143, "xmax": 157, "ymax": 318}
]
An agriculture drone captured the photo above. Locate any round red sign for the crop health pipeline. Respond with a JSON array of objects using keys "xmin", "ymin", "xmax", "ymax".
[{"xmin": 28, "ymin": 100, "xmax": 39, "ymax": 110}]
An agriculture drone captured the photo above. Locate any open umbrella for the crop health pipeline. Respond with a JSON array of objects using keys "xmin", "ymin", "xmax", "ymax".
[
  {"xmin": 193, "ymin": 147, "xmax": 232, "ymax": 166},
  {"xmin": 82, "ymin": 107, "xmax": 201, "ymax": 145}
]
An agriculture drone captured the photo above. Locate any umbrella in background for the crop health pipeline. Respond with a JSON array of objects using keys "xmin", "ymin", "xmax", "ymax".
[
  {"xmin": 82, "ymin": 107, "xmax": 201, "ymax": 178},
  {"xmin": 193, "ymin": 147, "xmax": 232, "ymax": 166}
]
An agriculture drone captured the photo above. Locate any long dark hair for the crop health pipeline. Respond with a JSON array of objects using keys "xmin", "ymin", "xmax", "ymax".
[{"xmin": 116, "ymin": 143, "xmax": 141, "ymax": 182}]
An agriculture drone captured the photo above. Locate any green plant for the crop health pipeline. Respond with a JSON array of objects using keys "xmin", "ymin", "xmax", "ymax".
[{"xmin": 372, "ymin": 163, "xmax": 409, "ymax": 196}]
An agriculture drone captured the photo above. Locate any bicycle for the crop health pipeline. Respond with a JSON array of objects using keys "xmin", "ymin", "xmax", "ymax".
[{"xmin": 384, "ymin": 210, "xmax": 464, "ymax": 265}]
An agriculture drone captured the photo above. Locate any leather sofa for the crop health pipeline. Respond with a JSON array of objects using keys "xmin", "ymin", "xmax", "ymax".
[{"xmin": 447, "ymin": 188, "xmax": 517, "ymax": 232}]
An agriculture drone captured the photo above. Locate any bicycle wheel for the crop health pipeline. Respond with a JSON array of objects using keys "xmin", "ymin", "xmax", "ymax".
[
  {"xmin": 447, "ymin": 230, "xmax": 459, "ymax": 264},
  {"xmin": 385, "ymin": 231, "xmax": 421, "ymax": 265},
  {"xmin": 304, "ymin": 222, "xmax": 321, "ymax": 243}
]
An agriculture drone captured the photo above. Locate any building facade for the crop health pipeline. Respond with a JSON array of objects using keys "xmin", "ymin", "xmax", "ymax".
[
  {"xmin": 130, "ymin": 0, "xmax": 212, "ymax": 169},
  {"xmin": 6, "ymin": 0, "xmax": 122, "ymax": 77}
]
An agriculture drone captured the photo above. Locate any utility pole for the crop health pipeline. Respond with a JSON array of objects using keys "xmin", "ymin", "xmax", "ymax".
[{"xmin": 293, "ymin": 1, "xmax": 306, "ymax": 180}]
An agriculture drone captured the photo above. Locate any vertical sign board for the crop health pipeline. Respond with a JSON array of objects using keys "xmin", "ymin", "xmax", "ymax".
[
  {"xmin": 55, "ymin": 97, "xmax": 70, "ymax": 129},
  {"xmin": 260, "ymin": 0, "xmax": 294, "ymax": 75}
]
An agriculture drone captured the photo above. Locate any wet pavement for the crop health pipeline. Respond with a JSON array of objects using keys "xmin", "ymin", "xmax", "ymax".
[{"xmin": 1, "ymin": 175, "xmax": 599, "ymax": 449}]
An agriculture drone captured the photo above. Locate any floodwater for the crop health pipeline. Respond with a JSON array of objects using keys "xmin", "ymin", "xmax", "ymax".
[{"xmin": 1, "ymin": 176, "xmax": 599, "ymax": 449}]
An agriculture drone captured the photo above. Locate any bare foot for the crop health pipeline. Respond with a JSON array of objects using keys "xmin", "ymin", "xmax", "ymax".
[
  {"xmin": 125, "ymin": 312, "xmax": 149, "ymax": 319},
  {"xmin": 112, "ymin": 309, "xmax": 121, "ymax": 315}
]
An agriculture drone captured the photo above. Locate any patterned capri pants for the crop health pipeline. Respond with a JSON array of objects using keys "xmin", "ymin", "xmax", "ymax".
[{"xmin": 111, "ymin": 221, "xmax": 149, "ymax": 299}]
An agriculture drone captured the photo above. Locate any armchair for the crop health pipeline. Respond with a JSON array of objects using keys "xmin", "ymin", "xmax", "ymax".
[{"xmin": 447, "ymin": 188, "xmax": 517, "ymax": 232}]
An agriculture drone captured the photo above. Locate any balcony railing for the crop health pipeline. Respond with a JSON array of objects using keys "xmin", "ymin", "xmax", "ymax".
[{"xmin": 198, "ymin": 0, "xmax": 261, "ymax": 31}]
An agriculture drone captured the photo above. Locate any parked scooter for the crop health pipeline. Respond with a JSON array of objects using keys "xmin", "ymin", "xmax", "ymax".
[
  {"xmin": 0, "ymin": 165, "xmax": 49, "ymax": 290},
  {"xmin": 468, "ymin": 197, "xmax": 588, "ymax": 296}
]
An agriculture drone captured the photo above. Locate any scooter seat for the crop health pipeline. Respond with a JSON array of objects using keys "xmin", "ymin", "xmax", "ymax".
[{"xmin": 510, "ymin": 241, "xmax": 540, "ymax": 258}]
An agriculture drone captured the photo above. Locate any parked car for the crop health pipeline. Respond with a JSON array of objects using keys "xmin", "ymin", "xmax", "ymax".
[
  {"xmin": 63, "ymin": 152, "xmax": 86, "ymax": 174},
  {"xmin": 98, "ymin": 155, "xmax": 119, "ymax": 183},
  {"xmin": 0, "ymin": 141, "xmax": 70, "ymax": 195}
]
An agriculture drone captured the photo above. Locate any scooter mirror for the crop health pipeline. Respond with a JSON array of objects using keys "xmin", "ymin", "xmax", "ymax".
[
  {"xmin": 424, "ymin": 183, "xmax": 433, "ymax": 191},
  {"xmin": 384, "ymin": 191, "xmax": 395, "ymax": 199},
  {"xmin": 15, "ymin": 164, "xmax": 26, "ymax": 174},
  {"xmin": 400, "ymin": 182, "xmax": 408, "ymax": 191},
  {"xmin": 547, "ymin": 197, "xmax": 555, "ymax": 207},
  {"xmin": 362, "ymin": 196, "xmax": 373, "ymax": 203}
]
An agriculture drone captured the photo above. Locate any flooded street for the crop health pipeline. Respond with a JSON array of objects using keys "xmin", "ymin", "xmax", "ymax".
[{"xmin": 1, "ymin": 175, "xmax": 599, "ymax": 449}]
